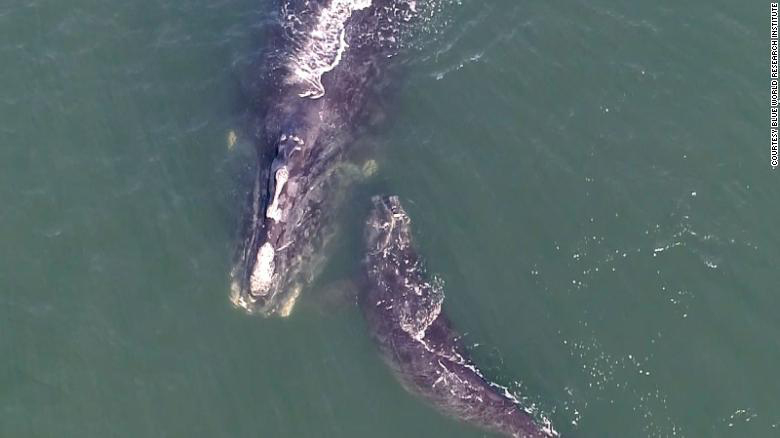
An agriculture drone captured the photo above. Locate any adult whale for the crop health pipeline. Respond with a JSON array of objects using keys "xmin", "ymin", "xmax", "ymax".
[
  {"xmin": 362, "ymin": 196, "xmax": 558, "ymax": 438},
  {"xmin": 231, "ymin": 0, "xmax": 415, "ymax": 316}
]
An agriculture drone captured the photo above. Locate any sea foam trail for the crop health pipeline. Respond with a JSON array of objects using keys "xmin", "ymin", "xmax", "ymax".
[{"xmin": 287, "ymin": 0, "xmax": 373, "ymax": 98}]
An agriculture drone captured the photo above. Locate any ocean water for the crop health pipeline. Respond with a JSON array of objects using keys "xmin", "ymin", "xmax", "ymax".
[{"xmin": 0, "ymin": 1, "xmax": 774, "ymax": 437}]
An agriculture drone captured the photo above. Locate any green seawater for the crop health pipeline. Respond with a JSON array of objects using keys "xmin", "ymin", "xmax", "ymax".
[{"xmin": 0, "ymin": 1, "xmax": 774, "ymax": 437}]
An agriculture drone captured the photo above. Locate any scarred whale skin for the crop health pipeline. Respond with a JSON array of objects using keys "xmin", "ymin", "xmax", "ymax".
[
  {"xmin": 231, "ymin": 0, "xmax": 415, "ymax": 317},
  {"xmin": 362, "ymin": 196, "xmax": 557, "ymax": 438}
]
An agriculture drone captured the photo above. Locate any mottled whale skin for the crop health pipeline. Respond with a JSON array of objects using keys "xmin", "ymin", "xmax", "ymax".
[
  {"xmin": 362, "ymin": 196, "xmax": 557, "ymax": 438},
  {"xmin": 231, "ymin": 0, "xmax": 414, "ymax": 316}
]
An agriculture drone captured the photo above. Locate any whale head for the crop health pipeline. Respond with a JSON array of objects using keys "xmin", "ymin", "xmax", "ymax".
[{"xmin": 231, "ymin": 125, "xmax": 345, "ymax": 317}]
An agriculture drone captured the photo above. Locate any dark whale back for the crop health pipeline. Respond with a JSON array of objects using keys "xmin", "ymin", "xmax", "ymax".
[{"xmin": 363, "ymin": 196, "xmax": 557, "ymax": 438}]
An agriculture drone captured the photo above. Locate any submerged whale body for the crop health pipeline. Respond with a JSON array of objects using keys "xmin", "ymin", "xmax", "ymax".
[
  {"xmin": 362, "ymin": 196, "xmax": 557, "ymax": 438},
  {"xmin": 231, "ymin": 0, "xmax": 414, "ymax": 317}
]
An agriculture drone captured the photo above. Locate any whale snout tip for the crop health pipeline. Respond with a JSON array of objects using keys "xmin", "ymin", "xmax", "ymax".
[
  {"xmin": 230, "ymin": 237, "xmax": 306, "ymax": 317},
  {"xmin": 229, "ymin": 242, "xmax": 279, "ymax": 315}
]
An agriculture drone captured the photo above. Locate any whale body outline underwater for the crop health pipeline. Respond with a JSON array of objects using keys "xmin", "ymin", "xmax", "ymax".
[{"xmin": 230, "ymin": 1, "xmax": 558, "ymax": 436}]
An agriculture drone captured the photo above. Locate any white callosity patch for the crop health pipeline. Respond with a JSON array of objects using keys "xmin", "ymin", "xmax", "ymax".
[
  {"xmin": 250, "ymin": 243, "xmax": 276, "ymax": 296},
  {"xmin": 287, "ymin": 0, "xmax": 372, "ymax": 98},
  {"xmin": 266, "ymin": 166, "xmax": 289, "ymax": 222}
]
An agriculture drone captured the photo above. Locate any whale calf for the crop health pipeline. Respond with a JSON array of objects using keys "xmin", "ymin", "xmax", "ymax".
[
  {"xmin": 230, "ymin": 0, "xmax": 415, "ymax": 316},
  {"xmin": 362, "ymin": 196, "xmax": 557, "ymax": 438}
]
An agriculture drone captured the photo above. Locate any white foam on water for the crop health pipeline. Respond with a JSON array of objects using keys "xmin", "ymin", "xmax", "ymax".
[
  {"xmin": 229, "ymin": 278, "xmax": 254, "ymax": 313},
  {"xmin": 287, "ymin": 0, "xmax": 373, "ymax": 98},
  {"xmin": 279, "ymin": 284, "xmax": 302, "ymax": 318}
]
